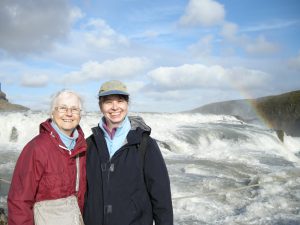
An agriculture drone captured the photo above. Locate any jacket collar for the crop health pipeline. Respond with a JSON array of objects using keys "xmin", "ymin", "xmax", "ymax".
[{"xmin": 40, "ymin": 119, "xmax": 87, "ymax": 157}]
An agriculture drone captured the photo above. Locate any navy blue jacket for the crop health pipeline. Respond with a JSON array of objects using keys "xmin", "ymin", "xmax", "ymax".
[{"xmin": 83, "ymin": 116, "xmax": 173, "ymax": 225}]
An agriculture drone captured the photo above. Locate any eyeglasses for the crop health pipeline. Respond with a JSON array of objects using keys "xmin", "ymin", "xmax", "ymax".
[{"xmin": 55, "ymin": 106, "xmax": 81, "ymax": 115}]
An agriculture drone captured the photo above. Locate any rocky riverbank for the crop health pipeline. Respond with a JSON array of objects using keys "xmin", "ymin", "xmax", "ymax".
[
  {"xmin": 0, "ymin": 90, "xmax": 29, "ymax": 111},
  {"xmin": 187, "ymin": 90, "xmax": 300, "ymax": 137}
]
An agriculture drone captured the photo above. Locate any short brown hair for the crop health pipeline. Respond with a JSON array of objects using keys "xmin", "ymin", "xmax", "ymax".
[{"xmin": 98, "ymin": 94, "xmax": 129, "ymax": 106}]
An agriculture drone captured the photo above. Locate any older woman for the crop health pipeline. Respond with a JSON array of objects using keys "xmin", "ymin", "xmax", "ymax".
[
  {"xmin": 8, "ymin": 90, "xmax": 87, "ymax": 225},
  {"xmin": 84, "ymin": 80, "xmax": 173, "ymax": 225}
]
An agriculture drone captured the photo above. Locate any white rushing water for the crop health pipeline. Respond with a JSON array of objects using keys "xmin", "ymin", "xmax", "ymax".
[{"xmin": 0, "ymin": 111, "xmax": 300, "ymax": 224}]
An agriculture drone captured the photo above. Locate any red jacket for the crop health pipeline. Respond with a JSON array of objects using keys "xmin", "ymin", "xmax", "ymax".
[{"xmin": 7, "ymin": 119, "xmax": 87, "ymax": 225}]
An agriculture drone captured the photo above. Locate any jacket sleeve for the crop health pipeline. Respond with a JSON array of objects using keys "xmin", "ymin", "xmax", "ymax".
[
  {"xmin": 144, "ymin": 137, "xmax": 173, "ymax": 225},
  {"xmin": 7, "ymin": 140, "xmax": 45, "ymax": 225}
]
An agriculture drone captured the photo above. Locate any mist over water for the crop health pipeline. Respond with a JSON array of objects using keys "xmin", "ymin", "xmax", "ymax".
[{"xmin": 0, "ymin": 111, "xmax": 300, "ymax": 224}]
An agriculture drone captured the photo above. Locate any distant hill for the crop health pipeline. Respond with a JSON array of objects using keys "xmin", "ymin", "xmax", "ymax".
[
  {"xmin": 0, "ymin": 90, "xmax": 29, "ymax": 111},
  {"xmin": 187, "ymin": 90, "xmax": 300, "ymax": 137}
]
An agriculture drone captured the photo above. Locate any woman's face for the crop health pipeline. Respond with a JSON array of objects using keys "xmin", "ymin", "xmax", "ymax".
[
  {"xmin": 52, "ymin": 93, "xmax": 81, "ymax": 136},
  {"xmin": 100, "ymin": 95, "xmax": 128, "ymax": 130}
]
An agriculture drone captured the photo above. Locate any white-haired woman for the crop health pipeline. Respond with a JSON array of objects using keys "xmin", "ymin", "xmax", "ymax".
[{"xmin": 8, "ymin": 90, "xmax": 87, "ymax": 225}]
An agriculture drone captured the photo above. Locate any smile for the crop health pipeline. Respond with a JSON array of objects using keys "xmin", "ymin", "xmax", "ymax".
[
  {"xmin": 62, "ymin": 119, "xmax": 73, "ymax": 122},
  {"xmin": 110, "ymin": 112, "xmax": 121, "ymax": 116}
]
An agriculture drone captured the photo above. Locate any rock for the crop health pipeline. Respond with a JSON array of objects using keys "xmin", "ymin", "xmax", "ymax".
[
  {"xmin": 0, "ymin": 89, "xmax": 29, "ymax": 111},
  {"xmin": 9, "ymin": 126, "xmax": 18, "ymax": 142},
  {"xmin": 0, "ymin": 91, "xmax": 8, "ymax": 101},
  {"xmin": 0, "ymin": 208, "xmax": 7, "ymax": 225},
  {"xmin": 275, "ymin": 130, "xmax": 284, "ymax": 142}
]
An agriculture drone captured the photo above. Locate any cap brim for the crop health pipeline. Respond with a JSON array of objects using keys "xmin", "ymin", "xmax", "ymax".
[{"xmin": 98, "ymin": 90, "xmax": 129, "ymax": 97}]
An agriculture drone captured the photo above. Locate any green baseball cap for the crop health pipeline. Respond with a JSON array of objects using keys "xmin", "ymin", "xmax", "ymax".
[{"xmin": 98, "ymin": 80, "xmax": 129, "ymax": 97}]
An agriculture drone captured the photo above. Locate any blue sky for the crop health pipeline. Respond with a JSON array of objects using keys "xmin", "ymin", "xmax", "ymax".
[{"xmin": 0, "ymin": 0, "xmax": 299, "ymax": 112}]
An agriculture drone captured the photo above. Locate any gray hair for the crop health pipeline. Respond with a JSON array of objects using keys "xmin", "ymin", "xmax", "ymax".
[{"xmin": 50, "ymin": 89, "xmax": 83, "ymax": 116}]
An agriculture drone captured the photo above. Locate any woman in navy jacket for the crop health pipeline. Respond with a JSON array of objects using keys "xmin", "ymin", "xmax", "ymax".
[{"xmin": 84, "ymin": 80, "xmax": 173, "ymax": 225}]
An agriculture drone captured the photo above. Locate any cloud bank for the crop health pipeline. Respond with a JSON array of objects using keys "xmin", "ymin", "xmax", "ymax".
[{"xmin": 0, "ymin": 0, "xmax": 80, "ymax": 55}]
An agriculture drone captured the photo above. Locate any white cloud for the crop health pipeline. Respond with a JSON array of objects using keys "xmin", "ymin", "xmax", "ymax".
[
  {"xmin": 46, "ymin": 18, "xmax": 132, "ymax": 65},
  {"xmin": 288, "ymin": 52, "xmax": 300, "ymax": 70},
  {"xmin": 132, "ymin": 30, "xmax": 162, "ymax": 40},
  {"xmin": 21, "ymin": 74, "xmax": 49, "ymax": 87},
  {"xmin": 0, "ymin": 0, "xmax": 79, "ymax": 55},
  {"xmin": 188, "ymin": 35, "xmax": 214, "ymax": 57},
  {"xmin": 220, "ymin": 22, "xmax": 279, "ymax": 56},
  {"xmin": 70, "ymin": 6, "xmax": 84, "ymax": 22},
  {"xmin": 179, "ymin": 0, "xmax": 225, "ymax": 27},
  {"xmin": 62, "ymin": 57, "xmax": 150, "ymax": 84},
  {"xmin": 126, "ymin": 81, "xmax": 146, "ymax": 95},
  {"xmin": 227, "ymin": 67, "xmax": 271, "ymax": 88},
  {"xmin": 220, "ymin": 22, "xmax": 238, "ymax": 41},
  {"xmin": 244, "ymin": 35, "xmax": 279, "ymax": 55},
  {"xmin": 83, "ymin": 19, "xmax": 130, "ymax": 49},
  {"xmin": 241, "ymin": 20, "xmax": 300, "ymax": 33},
  {"xmin": 148, "ymin": 64, "xmax": 227, "ymax": 89},
  {"xmin": 148, "ymin": 64, "xmax": 270, "ymax": 91}
]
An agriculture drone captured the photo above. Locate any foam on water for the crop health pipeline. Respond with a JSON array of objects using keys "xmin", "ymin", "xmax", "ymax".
[{"xmin": 0, "ymin": 111, "xmax": 299, "ymax": 224}]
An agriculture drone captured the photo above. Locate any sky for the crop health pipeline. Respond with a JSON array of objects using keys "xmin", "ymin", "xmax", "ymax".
[{"xmin": 0, "ymin": 0, "xmax": 299, "ymax": 113}]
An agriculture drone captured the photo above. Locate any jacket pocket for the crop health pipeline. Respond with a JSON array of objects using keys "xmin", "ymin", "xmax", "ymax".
[{"xmin": 40, "ymin": 172, "xmax": 65, "ymax": 191}]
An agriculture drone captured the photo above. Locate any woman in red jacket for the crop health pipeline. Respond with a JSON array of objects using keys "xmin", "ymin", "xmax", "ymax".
[{"xmin": 7, "ymin": 90, "xmax": 87, "ymax": 225}]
